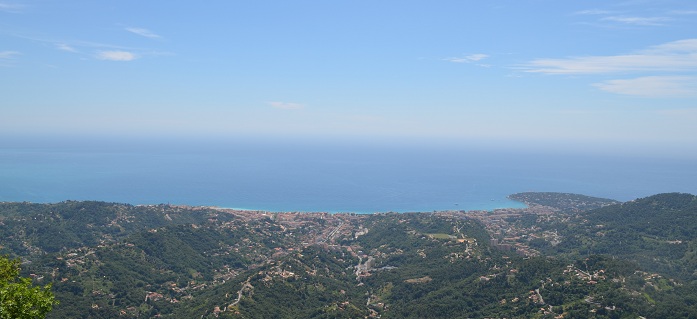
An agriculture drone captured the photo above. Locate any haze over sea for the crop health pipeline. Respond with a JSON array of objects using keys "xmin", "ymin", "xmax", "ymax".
[{"xmin": 1, "ymin": 137, "xmax": 696, "ymax": 214}]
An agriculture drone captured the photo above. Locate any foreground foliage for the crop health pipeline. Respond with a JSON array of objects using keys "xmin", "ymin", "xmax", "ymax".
[{"xmin": 0, "ymin": 256, "xmax": 57, "ymax": 319}]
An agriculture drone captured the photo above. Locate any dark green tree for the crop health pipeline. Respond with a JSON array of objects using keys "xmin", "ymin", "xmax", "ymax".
[{"xmin": 0, "ymin": 256, "xmax": 57, "ymax": 319}]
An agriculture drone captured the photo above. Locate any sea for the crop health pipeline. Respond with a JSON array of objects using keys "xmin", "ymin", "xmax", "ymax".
[{"xmin": 1, "ymin": 137, "xmax": 696, "ymax": 214}]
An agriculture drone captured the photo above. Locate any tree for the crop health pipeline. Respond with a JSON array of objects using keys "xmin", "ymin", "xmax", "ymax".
[{"xmin": 0, "ymin": 256, "xmax": 57, "ymax": 319}]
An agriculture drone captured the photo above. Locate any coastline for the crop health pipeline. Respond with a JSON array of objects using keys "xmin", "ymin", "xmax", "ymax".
[{"xmin": 0, "ymin": 195, "xmax": 529, "ymax": 215}]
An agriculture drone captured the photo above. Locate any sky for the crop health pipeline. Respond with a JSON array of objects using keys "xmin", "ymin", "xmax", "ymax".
[{"xmin": 2, "ymin": 0, "xmax": 697, "ymax": 157}]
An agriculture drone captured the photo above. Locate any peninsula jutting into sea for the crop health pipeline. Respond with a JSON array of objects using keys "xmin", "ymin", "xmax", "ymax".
[{"xmin": 3, "ymin": 191, "xmax": 697, "ymax": 318}]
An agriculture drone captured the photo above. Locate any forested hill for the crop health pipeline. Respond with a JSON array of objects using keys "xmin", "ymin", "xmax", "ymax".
[
  {"xmin": 0, "ymin": 201, "xmax": 236, "ymax": 256},
  {"xmin": 586, "ymin": 192, "xmax": 697, "ymax": 234},
  {"xmin": 532, "ymin": 193, "xmax": 697, "ymax": 281},
  {"xmin": 3, "ymin": 194, "xmax": 697, "ymax": 318},
  {"xmin": 578, "ymin": 193, "xmax": 697, "ymax": 279}
]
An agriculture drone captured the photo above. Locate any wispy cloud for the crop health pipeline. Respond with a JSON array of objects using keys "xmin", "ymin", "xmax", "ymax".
[
  {"xmin": 593, "ymin": 76, "xmax": 697, "ymax": 97},
  {"xmin": 523, "ymin": 39, "xmax": 697, "ymax": 97},
  {"xmin": 268, "ymin": 102, "xmax": 305, "ymax": 110},
  {"xmin": 0, "ymin": 2, "xmax": 24, "ymax": 13},
  {"xmin": 10, "ymin": 32, "xmax": 138, "ymax": 51},
  {"xmin": 575, "ymin": 5, "xmax": 687, "ymax": 28},
  {"xmin": 56, "ymin": 43, "xmax": 77, "ymax": 53},
  {"xmin": 601, "ymin": 16, "xmax": 670, "ymax": 26},
  {"xmin": 0, "ymin": 50, "xmax": 19, "ymax": 66},
  {"xmin": 6, "ymin": 30, "xmax": 169, "ymax": 64},
  {"xmin": 96, "ymin": 50, "xmax": 137, "ymax": 61},
  {"xmin": 445, "ymin": 53, "xmax": 489, "ymax": 63},
  {"xmin": 0, "ymin": 50, "xmax": 19, "ymax": 59},
  {"xmin": 522, "ymin": 39, "xmax": 697, "ymax": 74},
  {"xmin": 574, "ymin": 9, "xmax": 613, "ymax": 15},
  {"xmin": 668, "ymin": 10, "xmax": 697, "ymax": 15},
  {"xmin": 648, "ymin": 38, "xmax": 697, "ymax": 52},
  {"xmin": 125, "ymin": 27, "xmax": 161, "ymax": 39}
]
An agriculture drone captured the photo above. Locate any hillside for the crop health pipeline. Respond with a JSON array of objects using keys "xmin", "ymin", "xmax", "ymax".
[
  {"xmin": 2, "ymin": 194, "xmax": 697, "ymax": 318},
  {"xmin": 551, "ymin": 193, "xmax": 697, "ymax": 280},
  {"xmin": 0, "ymin": 201, "xmax": 237, "ymax": 256}
]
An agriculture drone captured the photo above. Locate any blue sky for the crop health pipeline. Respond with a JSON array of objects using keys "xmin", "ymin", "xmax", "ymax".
[{"xmin": 2, "ymin": 0, "xmax": 697, "ymax": 157}]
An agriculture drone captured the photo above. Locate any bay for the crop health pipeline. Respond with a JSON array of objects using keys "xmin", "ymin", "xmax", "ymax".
[{"xmin": 1, "ymin": 138, "xmax": 695, "ymax": 213}]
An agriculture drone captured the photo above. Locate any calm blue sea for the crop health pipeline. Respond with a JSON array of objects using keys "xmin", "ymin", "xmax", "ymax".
[{"xmin": 1, "ymin": 139, "xmax": 696, "ymax": 213}]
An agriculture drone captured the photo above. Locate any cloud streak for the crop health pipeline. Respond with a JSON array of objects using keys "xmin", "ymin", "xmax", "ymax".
[
  {"xmin": 523, "ymin": 39, "xmax": 697, "ymax": 74},
  {"xmin": 0, "ymin": 50, "xmax": 19, "ymax": 66},
  {"xmin": 574, "ymin": 9, "xmax": 613, "ymax": 15},
  {"xmin": 593, "ymin": 76, "xmax": 697, "ymax": 97},
  {"xmin": 523, "ymin": 39, "xmax": 697, "ymax": 97},
  {"xmin": 8, "ymin": 29, "xmax": 168, "ymax": 62},
  {"xmin": 126, "ymin": 27, "xmax": 161, "ymax": 39},
  {"xmin": 601, "ymin": 16, "xmax": 670, "ymax": 26},
  {"xmin": 574, "ymin": 5, "xmax": 695, "ymax": 28},
  {"xmin": 96, "ymin": 50, "xmax": 137, "ymax": 61},
  {"xmin": 0, "ymin": 51, "xmax": 20, "ymax": 59},
  {"xmin": 56, "ymin": 43, "xmax": 77, "ymax": 52},
  {"xmin": 445, "ymin": 53, "xmax": 489, "ymax": 63},
  {"xmin": 0, "ymin": 2, "xmax": 24, "ymax": 13},
  {"xmin": 669, "ymin": 10, "xmax": 697, "ymax": 15},
  {"xmin": 268, "ymin": 102, "xmax": 305, "ymax": 110}
]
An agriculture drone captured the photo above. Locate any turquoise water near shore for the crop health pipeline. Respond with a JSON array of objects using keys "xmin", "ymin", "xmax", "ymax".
[{"xmin": 1, "ymin": 139, "xmax": 695, "ymax": 213}]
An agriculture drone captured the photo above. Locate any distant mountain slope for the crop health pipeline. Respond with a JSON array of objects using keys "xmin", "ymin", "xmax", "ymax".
[
  {"xmin": 0, "ymin": 201, "xmax": 235, "ymax": 256},
  {"xmin": 586, "ymin": 193, "xmax": 697, "ymax": 237}
]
